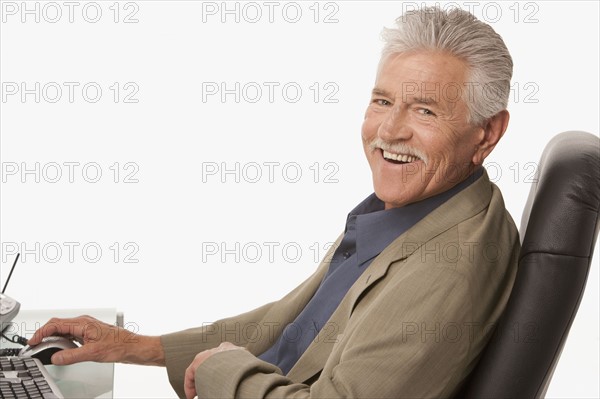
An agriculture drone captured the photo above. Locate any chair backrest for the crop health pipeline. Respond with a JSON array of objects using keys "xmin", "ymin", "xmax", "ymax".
[{"xmin": 460, "ymin": 131, "xmax": 600, "ymax": 398}]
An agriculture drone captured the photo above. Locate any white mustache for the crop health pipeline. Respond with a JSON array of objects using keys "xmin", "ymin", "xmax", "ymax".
[{"xmin": 368, "ymin": 138, "xmax": 428, "ymax": 165}]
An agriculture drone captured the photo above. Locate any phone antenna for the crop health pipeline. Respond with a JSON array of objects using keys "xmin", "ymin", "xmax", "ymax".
[{"xmin": 2, "ymin": 253, "xmax": 20, "ymax": 294}]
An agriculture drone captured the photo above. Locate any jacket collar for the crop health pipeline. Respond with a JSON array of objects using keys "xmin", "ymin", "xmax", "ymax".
[{"xmin": 353, "ymin": 168, "xmax": 483, "ymax": 266}]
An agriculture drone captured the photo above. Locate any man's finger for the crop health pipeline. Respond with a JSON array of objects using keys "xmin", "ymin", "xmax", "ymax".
[
  {"xmin": 51, "ymin": 346, "xmax": 93, "ymax": 366},
  {"xmin": 184, "ymin": 363, "xmax": 198, "ymax": 399},
  {"xmin": 28, "ymin": 319, "xmax": 65, "ymax": 345},
  {"xmin": 29, "ymin": 317, "xmax": 85, "ymax": 345}
]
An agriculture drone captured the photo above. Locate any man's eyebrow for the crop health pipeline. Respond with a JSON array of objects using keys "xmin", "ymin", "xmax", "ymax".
[
  {"xmin": 410, "ymin": 97, "xmax": 439, "ymax": 106},
  {"xmin": 371, "ymin": 89, "xmax": 440, "ymax": 106},
  {"xmin": 371, "ymin": 88, "xmax": 392, "ymax": 97}
]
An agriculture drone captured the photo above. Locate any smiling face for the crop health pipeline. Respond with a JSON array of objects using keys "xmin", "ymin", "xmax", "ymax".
[{"xmin": 362, "ymin": 51, "xmax": 496, "ymax": 209}]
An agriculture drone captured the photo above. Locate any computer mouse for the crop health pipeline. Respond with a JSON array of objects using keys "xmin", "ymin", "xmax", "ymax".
[{"xmin": 19, "ymin": 336, "xmax": 79, "ymax": 365}]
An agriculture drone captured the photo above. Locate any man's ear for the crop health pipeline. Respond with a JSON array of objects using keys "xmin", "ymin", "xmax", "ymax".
[{"xmin": 472, "ymin": 109, "xmax": 510, "ymax": 165}]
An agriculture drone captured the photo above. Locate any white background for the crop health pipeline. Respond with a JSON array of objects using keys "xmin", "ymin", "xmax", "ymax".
[{"xmin": 1, "ymin": 1, "xmax": 598, "ymax": 398}]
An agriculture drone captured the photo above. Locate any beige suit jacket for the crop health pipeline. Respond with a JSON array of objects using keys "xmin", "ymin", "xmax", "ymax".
[{"xmin": 161, "ymin": 170, "xmax": 520, "ymax": 398}]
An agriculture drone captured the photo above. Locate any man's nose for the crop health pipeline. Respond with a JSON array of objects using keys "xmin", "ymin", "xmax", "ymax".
[{"xmin": 378, "ymin": 104, "xmax": 413, "ymax": 142}]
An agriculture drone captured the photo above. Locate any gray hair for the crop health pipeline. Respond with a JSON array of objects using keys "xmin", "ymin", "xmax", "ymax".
[{"xmin": 380, "ymin": 6, "xmax": 513, "ymax": 126}]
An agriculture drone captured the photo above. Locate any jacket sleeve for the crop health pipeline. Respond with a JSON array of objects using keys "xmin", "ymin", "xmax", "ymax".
[
  {"xmin": 193, "ymin": 266, "xmax": 479, "ymax": 399},
  {"xmin": 160, "ymin": 301, "xmax": 276, "ymax": 398},
  {"xmin": 160, "ymin": 234, "xmax": 343, "ymax": 398}
]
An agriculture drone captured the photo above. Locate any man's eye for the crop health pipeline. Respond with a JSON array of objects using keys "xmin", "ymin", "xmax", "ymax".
[
  {"xmin": 373, "ymin": 99, "xmax": 391, "ymax": 106},
  {"xmin": 417, "ymin": 108, "xmax": 435, "ymax": 116}
]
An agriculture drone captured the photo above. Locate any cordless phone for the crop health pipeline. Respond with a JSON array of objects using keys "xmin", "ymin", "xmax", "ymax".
[{"xmin": 1, "ymin": 254, "xmax": 22, "ymax": 329}]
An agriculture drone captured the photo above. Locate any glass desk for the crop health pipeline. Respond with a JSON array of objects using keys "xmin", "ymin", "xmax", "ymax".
[{"xmin": 1, "ymin": 308, "xmax": 117, "ymax": 399}]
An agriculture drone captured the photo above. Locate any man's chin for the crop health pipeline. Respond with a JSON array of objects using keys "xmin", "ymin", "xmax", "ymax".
[{"xmin": 374, "ymin": 189, "xmax": 418, "ymax": 209}]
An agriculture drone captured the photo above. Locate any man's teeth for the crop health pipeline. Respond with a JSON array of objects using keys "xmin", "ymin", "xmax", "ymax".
[{"xmin": 382, "ymin": 150, "xmax": 419, "ymax": 163}]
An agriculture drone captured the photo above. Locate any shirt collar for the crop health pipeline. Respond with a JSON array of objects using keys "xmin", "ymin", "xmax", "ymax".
[{"xmin": 349, "ymin": 167, "xmax": 483, "ymax": 265}]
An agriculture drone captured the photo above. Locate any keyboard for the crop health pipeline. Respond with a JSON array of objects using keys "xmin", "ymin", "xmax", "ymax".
[{"xmin": 0, "ymin": 356, "xmax": 63, "ymax": 399}]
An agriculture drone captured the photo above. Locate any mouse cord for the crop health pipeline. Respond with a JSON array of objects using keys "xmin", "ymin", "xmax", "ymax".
[{"xmin": 1, "ymin": 325, "xmax": 28, "ymax": 346}]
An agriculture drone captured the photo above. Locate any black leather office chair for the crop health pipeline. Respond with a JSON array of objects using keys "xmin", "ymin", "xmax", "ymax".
[{"xmin": 460, "ymin": 131, "xmax": 600, "ymax": 398}]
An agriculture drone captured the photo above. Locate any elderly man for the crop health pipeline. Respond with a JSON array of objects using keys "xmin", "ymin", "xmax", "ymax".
[{"xmin": 30, "ymin": 6, "xmax": 519, "ymax": 398}]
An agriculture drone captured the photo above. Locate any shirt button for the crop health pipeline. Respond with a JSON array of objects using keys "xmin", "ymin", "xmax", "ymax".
[{"xmin": 343, "ymin": 252, "xmax": 351, "ymax": 259}]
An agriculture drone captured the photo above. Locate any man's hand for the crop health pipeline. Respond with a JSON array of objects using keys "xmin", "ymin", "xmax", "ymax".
[
  {"xmin": 184, "ymin": 342, "xmax": 247, "ymax": 399},
  {"xmin": 28, "ymin": 315, "xmax": 165, "ymax": 366}
]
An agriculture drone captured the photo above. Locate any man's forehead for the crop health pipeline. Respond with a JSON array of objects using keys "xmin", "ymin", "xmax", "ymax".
[{"xmin": 376, "ymin": 51, "xmax": 469, "ymax": 89}]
